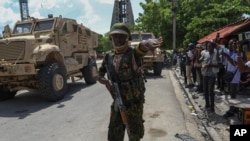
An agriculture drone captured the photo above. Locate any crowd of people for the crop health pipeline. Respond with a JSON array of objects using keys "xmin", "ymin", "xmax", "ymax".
[
  {"xmin": 96, "ymin": 22, "xmax": 250, "ymax": 139},
  {"xmin": 177, "ymin": 38, "xmax": 250, "ymax": 115}
]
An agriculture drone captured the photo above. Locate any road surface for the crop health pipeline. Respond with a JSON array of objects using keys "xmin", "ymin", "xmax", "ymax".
[{"xmin": 0, "ymin": 69, "xmax": 206, "ymax": 141}]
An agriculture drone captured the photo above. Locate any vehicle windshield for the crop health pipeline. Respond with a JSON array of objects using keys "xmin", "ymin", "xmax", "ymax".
[
  {"xmin": 13, "ymin": 23, "xmax": 32, "ymax": 34},
  {"xmin": 34, "ymin": 19, "xmax": 54, "ymax": 31},
  {"xmin": 131, "ymin": 34, "xmax": 140, "ymax": 41},
  {"xmin": 131, "ymin": 34, "xmax": 153, "ymax": 41},
  {"xmin": 141, "ymin": 34, "xmax": 153, "ymax": 40}
]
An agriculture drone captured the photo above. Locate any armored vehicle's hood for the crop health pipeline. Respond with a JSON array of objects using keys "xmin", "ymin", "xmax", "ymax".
[
  {"xmin": 1, "ymin": 35, "xmax": 35, "ymax": 41},
  {"xmin": 0, "ymin": 34, "xmax": 52, "ymax": 62},
  {"xmin": 1, "ymin": 34, "xmax": 52, "ymax": 41}
]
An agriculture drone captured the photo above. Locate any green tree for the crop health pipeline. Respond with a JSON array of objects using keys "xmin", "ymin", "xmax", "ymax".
[
  {"xmin": 97, "ymin": 32, "xmax": 112, "ymax": 53},
  {"xmin": 183, "ymin": 0, "xmax": 250, "ymax": 44},
  {"xmin": 135, "ymin": 0, "xmax": 250, "ymax": 49},
  {"xmin": 135, "ymin": 0, "xmax": 172, "ymax": 50}
]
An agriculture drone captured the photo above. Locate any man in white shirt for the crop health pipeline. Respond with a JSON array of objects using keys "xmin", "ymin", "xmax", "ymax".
[
  {"xmin": 221, "ymin": 39, "xmax": 241, "ymax": 99},
  {"xmin": 201, "ymin": 41, "xmax": 220, "ymax": 112},
  {"xmin": 222, "ymin": 39, "xmax": 241, "ymax": 118}
]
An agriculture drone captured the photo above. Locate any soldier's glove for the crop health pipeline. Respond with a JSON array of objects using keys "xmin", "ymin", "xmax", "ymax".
[
  {"xmin": 140, "ymin": 37, "xmax": 163, "ymax": 52},
  {"xmin": 97, "ymin": 76, "xmax": 114, "ymax": 93}
]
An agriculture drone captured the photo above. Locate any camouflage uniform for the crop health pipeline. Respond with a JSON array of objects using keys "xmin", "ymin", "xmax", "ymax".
[
  {"xmin": 98, "ymin": 22, "xmax": 162, "ymax": 141},
  {"xmin": 99, "ymin": 46, "xmax": 147, "ymax": 141}
]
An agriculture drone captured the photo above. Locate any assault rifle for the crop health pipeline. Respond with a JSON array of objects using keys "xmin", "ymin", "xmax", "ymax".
[{"xmin": 105, "ymin": 63, "xmax": 130, "ymax": 136}]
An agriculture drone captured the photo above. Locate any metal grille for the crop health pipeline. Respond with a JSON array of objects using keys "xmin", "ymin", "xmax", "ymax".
[{"xmin": 0, "ymin": 41, "xmax": 25, "ymax": 60}]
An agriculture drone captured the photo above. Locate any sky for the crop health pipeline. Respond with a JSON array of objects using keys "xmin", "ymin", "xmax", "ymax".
[{"xmin": 0, "ymin": 0, "xmax": 144, "ymax": 36}]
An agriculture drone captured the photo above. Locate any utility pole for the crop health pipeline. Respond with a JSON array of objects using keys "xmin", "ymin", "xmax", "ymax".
[
  {"xmin": 19, "ymin": 0, "xmax": 29, "ymax": 21},
  {"xmin": 172, "ymin": 0, "xmax": 177, "ymax": 51}
]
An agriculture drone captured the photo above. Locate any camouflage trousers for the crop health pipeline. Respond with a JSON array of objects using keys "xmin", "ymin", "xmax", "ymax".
[{"xmin": 108, "ymin": 102, "xmax": 144, "ymax": 141}]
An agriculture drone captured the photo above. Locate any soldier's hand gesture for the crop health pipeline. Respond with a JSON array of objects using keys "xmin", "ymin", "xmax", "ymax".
[{"xmin": 141, "ymin": 37, "xmax": 163, "ymax": 51}]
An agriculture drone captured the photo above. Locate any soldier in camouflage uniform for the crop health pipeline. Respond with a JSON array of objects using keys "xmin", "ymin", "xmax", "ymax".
[{"xmin": 97, "ymin": 23, "xmax": 162, "ymax": 141}]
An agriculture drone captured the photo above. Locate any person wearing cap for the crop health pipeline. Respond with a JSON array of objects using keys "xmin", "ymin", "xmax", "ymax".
[{"xmin": 97, "ymin": 22, "xmax": 163, "ymax": 141}]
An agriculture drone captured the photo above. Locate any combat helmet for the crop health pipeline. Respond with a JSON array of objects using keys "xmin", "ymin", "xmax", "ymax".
[{"xmin": 110, "ymin": 23, "xmax": 132, "ymax": 40}]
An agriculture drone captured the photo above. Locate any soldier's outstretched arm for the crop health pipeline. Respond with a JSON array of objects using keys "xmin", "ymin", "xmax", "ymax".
[
  {"xmin": 141, "ymin": 37, "xmax": 163, "ymax": 51},
  {"xmin": 135, "ymin": 37, "xmax": 163, "ymax": 56}
]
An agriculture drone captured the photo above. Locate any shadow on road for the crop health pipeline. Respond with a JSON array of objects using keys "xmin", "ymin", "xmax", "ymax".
[
  {"xmin": 144, "ymin": 72, "xmax": 164, "ymax": 80},
  {"xmin": 0, "ymin": 81, "xmax": 93, "ymax": 119}
]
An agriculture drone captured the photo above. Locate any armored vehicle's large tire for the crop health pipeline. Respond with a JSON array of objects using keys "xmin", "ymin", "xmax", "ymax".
[
  {"xmin": 0, "ymin": 89, "xmax": 17, "ymax": 101},
  {"xmin": 82, "ymin": 59, "xmax": 97, "ymax": 84},
  {"xmin": 153, "ymin": 62, "xmax": 163, "ymax": 76},
  {"xmin": 38, "ymin": 63, "xmax": 67, "ymax": 102}
]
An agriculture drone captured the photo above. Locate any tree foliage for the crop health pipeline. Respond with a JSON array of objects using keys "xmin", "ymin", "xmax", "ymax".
[
  {"xmin": 96, "ymin": 33, "xmax": 112, "ymax": 53},
  {"xmin": 135, "ymin": 0, "xmax": 250, "ymax": 49},
  {"xmin": 135, "ymin": 0, "xmax": 172, "ymax": 50}
]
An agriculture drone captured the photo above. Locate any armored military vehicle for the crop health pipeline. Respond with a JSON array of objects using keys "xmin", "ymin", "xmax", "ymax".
[
  {"xmin": 0, "ymin": 15, "xmax": 98, "ymax": 101},
  {"xmin": 130, "ymin": 32, "xmax": 164, "ymax": 75}
]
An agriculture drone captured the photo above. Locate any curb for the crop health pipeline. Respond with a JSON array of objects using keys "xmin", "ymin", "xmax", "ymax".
[{"xmin": 172, "ymin": 70, "xmax": 223, "ymax": 141}]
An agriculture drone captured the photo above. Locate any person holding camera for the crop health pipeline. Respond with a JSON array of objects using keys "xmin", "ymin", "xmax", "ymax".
[
  {"xmin": 221, "ymin": 38, "xmax": 242, "ymax": 118},
  {"xmin": 221, "ymin": 39, "xmax": 241, "ymax": 99}
]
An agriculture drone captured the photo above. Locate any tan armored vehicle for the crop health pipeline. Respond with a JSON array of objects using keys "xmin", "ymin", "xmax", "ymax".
[
  {"xmin": 130, "ymin": 32, "xmax": 164, "ymax": 75},
  {"xmin": 0, "ymin": 15, "xmax": 98, "ymax": 101}
]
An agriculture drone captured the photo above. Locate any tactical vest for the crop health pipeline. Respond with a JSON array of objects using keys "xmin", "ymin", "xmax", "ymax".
[{"xmin": 108, "ymin": 47, "xmax": 146, "ymax": 105}]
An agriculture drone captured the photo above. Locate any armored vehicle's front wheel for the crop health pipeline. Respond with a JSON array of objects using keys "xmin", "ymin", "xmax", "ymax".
[
  {"xmin": 38, "ymin": 63, "xmax": 67, "ymax": 101},
  {"xmin": 82, "ymin": 59, "xmax": 97, "ymax": 84},
  {"xmin": 0, "ymin": 89, "xmax": 17, "ymax": 101},
  {"xmin": 153, "ymin": 62, "xmax": 163, "ymax": 76}
]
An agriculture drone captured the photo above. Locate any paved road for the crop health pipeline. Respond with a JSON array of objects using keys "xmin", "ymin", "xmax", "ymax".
[{"xmin": 0, "ymin": 69, "xmax": 207, "ymax": 141}]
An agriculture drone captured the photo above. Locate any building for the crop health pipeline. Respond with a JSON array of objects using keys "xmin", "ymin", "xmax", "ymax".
[{"xmin": 198, "ymin": 18, "xmax": 250, "ymax": 43}]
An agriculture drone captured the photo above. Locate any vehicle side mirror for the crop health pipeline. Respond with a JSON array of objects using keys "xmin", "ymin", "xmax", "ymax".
[{"xmin": 2, "ymin": 24, "xmax": 12, "ymax": 38}]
